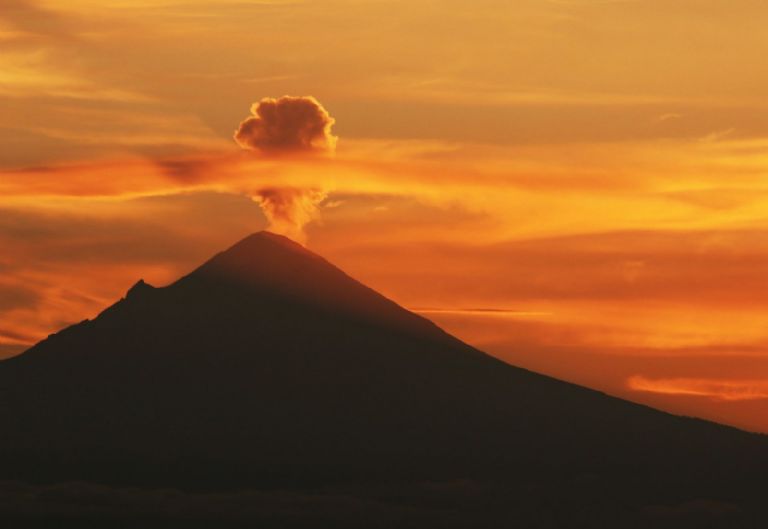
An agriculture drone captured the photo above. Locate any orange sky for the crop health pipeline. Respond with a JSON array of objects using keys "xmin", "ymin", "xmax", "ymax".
[{"xmin": 3, "ymin": 0, "xmax": 768, "ymax": 432}]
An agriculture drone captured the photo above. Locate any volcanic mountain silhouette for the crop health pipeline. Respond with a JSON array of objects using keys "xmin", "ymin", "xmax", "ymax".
[{"xmin": 1, "ymin": 232, "xmax": 767, "ymax": 528}]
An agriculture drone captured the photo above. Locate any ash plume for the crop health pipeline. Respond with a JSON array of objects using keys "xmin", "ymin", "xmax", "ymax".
[
  {"xmin": 234, "ymin": 96, "xmax": 337, "ymax": 155},
  {"xmin": 235, "ymin": 95, "xmax": 338, "ymax": 243},
  {"xmin": 252, "ymin": 187, "xmax": 327, "ymax": 244}
]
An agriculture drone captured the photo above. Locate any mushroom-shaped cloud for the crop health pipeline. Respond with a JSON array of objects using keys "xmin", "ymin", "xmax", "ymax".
[{"xmin": 234, "ymin": 96, "xmax": 337, "ymax": 155}]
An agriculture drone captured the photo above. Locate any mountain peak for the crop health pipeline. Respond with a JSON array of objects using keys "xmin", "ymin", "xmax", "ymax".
[
  {"xmin": 185, "ymin": 230, "xmax": 332, "ymax": 290},
  {"xmin": 205, "ymin": 231, "xmax": 325, "ymax": 272},
  {"xmin": 228, "ymin": 231, "xmax": 315, "ymax": 256},
  {"xmin": 126, "ymin": 278, "xmax": 154, "ymax": 298},
  {"xmin": 170, "ymin": 231, "xmax": 452, "ymax": 343}
]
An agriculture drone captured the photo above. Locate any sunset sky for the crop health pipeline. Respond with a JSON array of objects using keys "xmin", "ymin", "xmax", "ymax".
[{"xmin": 3, "ymin": 0, "xmax": 768, "ymax": 432}]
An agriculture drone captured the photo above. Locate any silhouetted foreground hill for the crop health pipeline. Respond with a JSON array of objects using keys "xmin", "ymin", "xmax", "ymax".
[{"xmin": 1, "ymin": 232, "xmax": 767, "ymax": 528}]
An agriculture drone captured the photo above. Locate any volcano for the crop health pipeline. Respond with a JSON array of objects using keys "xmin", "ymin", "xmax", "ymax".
[{"xmin": 1, "ymin": 232, "xmax": 766, "ymax": 528}]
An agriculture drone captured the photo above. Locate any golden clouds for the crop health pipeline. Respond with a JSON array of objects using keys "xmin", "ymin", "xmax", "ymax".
[
  {"xmin": 628, "ymin": 376, "xmax": 768, "ymax": 402},
  {"xmin": 4, "ymin": 0, "xmax": 768, "ymax": 171}
]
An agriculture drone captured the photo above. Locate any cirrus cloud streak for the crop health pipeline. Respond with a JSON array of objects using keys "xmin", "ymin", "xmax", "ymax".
[{"xmin": 628, "ymin": 375, "xmax": 768, "ymax": 402}]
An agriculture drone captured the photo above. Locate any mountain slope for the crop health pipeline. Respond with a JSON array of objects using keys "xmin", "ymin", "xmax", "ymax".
[{"xmin": 1, "ymin": 232, "xmax": 766, "ymax": 527}]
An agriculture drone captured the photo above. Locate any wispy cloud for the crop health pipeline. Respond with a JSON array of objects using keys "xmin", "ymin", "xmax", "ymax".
[{"xmin": 628, "ymin": 375, "xmax": 768, "ymax": 401}]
